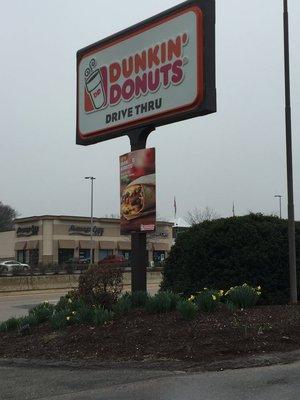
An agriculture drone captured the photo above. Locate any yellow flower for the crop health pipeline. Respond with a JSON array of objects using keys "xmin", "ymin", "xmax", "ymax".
[
  {"xmin": 188, "ymin": 295, "xmax": 195, "ymax": 302},
  {"xmin": 68, "ymin": 298, "xmax": 72, "ymax": 304},
  {"xmin": 242, "ymin": 283, "xmax": 247, "ymax": 287},
  {"xmin": 219, "ymin": 290, "xmax": 224, "ymax": 296},
  {"xmin": 72, "ymin": 311, "xmax": 76, "ymax": 315},
  {"xmin": 212, "ymin": 295, "xmax": 217, "ymax": 301},
  {"xmin": 44, "ymin": 300, "xmax": 49, "ymax": 304},
  {"xmin": 203, "ymin": 287, "xmax": 208, "ymax": 290},
  {"xmin": 257, "ymin": 286, "xmax": 261, "ymax": 290},
  {"xmin": 66, "ymin": 316, "xmax": 70, "ymax": 321}
]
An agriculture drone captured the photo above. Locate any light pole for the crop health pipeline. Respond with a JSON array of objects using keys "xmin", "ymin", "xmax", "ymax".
[
  {"xmin": 283, "ymin": 0, "xmax": 298, "ymax": 303},
  {"xmin": 274, "ymin": 195, "xmax": 282, "ymax": 219},
  {"xmin": 85, "ymin": 176, "xmax": 96, "ymax": 266}
]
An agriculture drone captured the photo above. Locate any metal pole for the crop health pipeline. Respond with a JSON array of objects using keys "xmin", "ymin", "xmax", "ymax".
[
  {"xmin": 85, "ymin": 176, "xmax": 95, "ymax": 266},
  {"xmin": 275, "ymin": 195, "xmax": 282, "ymax": 219},
  {"xmin": 128, "ymin": 127, "xmax": 155, "ymax": 293},
  {"xmin": 283, "ymin": 0, "xmax": 298, "ymax": 303}
]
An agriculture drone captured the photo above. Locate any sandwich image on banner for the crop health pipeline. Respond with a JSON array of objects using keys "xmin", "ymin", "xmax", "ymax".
[{"xmin": 120, "ymin": 148, "xmax": 156, "ymax": 234}]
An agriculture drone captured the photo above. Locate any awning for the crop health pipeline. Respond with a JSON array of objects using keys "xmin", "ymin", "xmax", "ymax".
[
  {"xmin": 14, "ymin": 241, "xmax": 26, "ymax": 251},
  {"xmin": 59, "ymin": 240, "xmax": 75, "ymax": 249},
  {"xmin": 118, "ymin": 241, "xmax": 131, "ymax": 250},
  {"xmin": 153, "ymin": 243, "xmax": 169, "ymax": 251},
  {"xmin": 99, "ymin": 241, "xmax": 115, "ymax": 250},
  {"xmin": 80, "ymin": 240, "xmax": 95, "ymax": 249},
  {"xmin": 26, "ymin": 240, "xmax": 39, "ymax": 250}
]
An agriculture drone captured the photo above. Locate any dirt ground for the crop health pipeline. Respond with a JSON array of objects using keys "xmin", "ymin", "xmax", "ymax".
[{"xmin": 0, "ymin": 304, "xmax": 299, "ymax": 363}]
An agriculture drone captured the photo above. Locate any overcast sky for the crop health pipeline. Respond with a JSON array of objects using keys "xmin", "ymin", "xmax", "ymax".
[{"xmin": 0, "ymin": 0, "xmax": 299, "ymax": 222}]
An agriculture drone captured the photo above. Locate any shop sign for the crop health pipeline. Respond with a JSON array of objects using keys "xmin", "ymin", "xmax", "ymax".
[
  {"xmin": 69, "ymin": 225, "xmax": 104, "ymax": 236},
  {"xmin": 16, "ymin": 225, "xmax": 39, "ymax": 237},
  {"xmin": 120, "ymin": 148, "xmax": 155, "ymax": 234},
  {"xmin": 76, "ymin": 0, "xmax": 216, "ymax": 145}
]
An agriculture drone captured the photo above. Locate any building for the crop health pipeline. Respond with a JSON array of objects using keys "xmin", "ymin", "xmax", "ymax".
[{"xmin": 0, "ymin": 215, "xmax": 173, "ymax": 265}]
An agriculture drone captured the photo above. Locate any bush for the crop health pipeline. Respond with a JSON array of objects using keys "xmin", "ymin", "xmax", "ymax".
[
  {"xmin": 225, "ymin": 284, "xmax": 261, "ymax": 309},
  {"xmin": 75, "ymin": 305, "xmax": 94, "ymax": 325},
  {"xmin": 177, "ymin": 300, "xmax": 198, "ymax": 320},
  {"xmin": 77, "ymin": 265, "xmax": 123, "ymax": 308},
  {"xmin": 93, "ymin": 307, "xmax": 114, "ymax": 326},
  {"xmin": 146, "ymin": 291, "xmax": 180, "ymax": 314},
  {"xmin": 0, "ymin": 317, "xmax": 21, "ymax": 332},
  {"xmin": 130, "ymin": 291, "xmax": 149, "ymax": 308},
  {"xmin": 161, "ymin": 214, "xmax": 300, "ymax": 304},
  {"xmin": 51, "ymin": 310, "xmax": 69, "ymax": 330},
  {"xmin": 29, "ymin": 301, "xmax": 55, "ymax": 323},
  {"xmin": 195, "ymin": 289, "xmax": 222, "ymax": 313},
  {"xmin": 113, "ymin": 295, "xmax": 132, "ymax": 316},
  {"xmin": 18, "ymin": 314, "xmax": 39, "ymax": 328}
]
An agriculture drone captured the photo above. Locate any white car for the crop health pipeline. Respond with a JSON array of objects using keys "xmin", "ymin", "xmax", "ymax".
[{"xmin": 0, "ymin": 260, "xmax": 30, "ymax": 272}]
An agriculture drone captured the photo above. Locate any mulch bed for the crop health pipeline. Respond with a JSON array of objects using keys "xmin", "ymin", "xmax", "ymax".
[{"xmin": 0, "ymin": 305, "xmax": 299, "ymax": 363}]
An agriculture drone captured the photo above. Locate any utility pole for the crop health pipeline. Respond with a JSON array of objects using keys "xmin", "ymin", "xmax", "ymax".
[
  {"xmin": 274, "ymin": 195, "xmax": 283, "ymax": 219},
  {"xmin": 283, "ymin": 0, "xmax": 298, "ymax": 303},
  {"xmin": 85, "ymin": 176, "xmax": 96, "ymax": 266}
]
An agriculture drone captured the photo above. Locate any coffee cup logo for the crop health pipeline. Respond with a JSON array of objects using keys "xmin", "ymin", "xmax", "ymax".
[{"xmin": 84, "ymin": 59, "xmax": 107, "ymax": 112}]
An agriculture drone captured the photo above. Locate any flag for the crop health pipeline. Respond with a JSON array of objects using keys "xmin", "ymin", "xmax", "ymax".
[{"xmin": 174, "ymin": 196, "xmax": 177, "ymax": 218}]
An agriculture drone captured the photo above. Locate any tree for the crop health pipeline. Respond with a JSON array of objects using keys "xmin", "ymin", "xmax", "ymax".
[
  {"xmin": 0, "ymin": 202, "xmax": 18, "ymax": 232},
  {"xmin": 186, "ymin": 206, "xmax": 220, "ymax": 225},
  {"xmin": 161, "ymin": 213, "xmax": 300, "ymax": 304}
]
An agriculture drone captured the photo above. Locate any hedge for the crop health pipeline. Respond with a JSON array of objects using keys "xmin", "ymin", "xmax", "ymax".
[{"xmin": 161, "ymin": 214, "xmax": 300, "ymax": 304}]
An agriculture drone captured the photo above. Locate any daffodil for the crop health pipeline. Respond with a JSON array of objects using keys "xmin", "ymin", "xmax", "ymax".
[
  {"xmin": 68, "ymin": 298, "xmax": 72, "ymax": 304},
  {"xmin": 219, "ymin": 290, "xmax": 224, "ymax": 296},
  {"xmin": 257, "ymin": 286, "xmax": 261, "ymax": 290},
  {"xmin": 66, "ymin": 316, "xmax": 70, "ymax": 321},
  {"xmin": 212, "ymin": 294, "xmax": 217, "ymax": 301},
  {"xmin": 188, "ymin": 295, "xmax": 195, "ymax": 302},
  {"xmin": 72, "ymin": 311, "xmax": 76, "ymax": 315}
]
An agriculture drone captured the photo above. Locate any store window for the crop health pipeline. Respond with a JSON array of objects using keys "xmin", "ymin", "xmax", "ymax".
[
  {"xmin": 119, "ymin": 250, "xmax": 131, "ymax": 261},
  {"xmin": 17, "ymin": 250, "xmax": 26, "ymax": 263},
  {"xmin": 79, "ymin": 249, "xmax": 95, "ymax": 263},
  {"xmin": 153, "ymin": 251, "xmax": 166, "ymax": 263},
  {"xmin": 58, "ymin": 249, "xmax": 74, "ymax": 264},
  {"xmin": 99, "ymin": 249, "xmax": 113, "ymax": 261},
  {"xmin": 29, "ymin": 249, "xmax": 39, "ymax": 267}
]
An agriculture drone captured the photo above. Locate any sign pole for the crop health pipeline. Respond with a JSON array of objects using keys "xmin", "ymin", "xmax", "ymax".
[
  {"xmin": 128, "ymin": 127, "xmax": 155, "ymax": 292},
  {"xmin": 283, "ymin": 0, "xmax": 298, "ymax": 304}
]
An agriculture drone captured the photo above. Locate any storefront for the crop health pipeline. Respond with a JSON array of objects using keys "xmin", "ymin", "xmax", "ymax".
[{"xmin": 0, "ymin": 215, "xmax": 173, "ymax": 266}]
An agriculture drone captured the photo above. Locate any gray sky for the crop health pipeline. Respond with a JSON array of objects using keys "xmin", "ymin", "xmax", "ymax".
[{"xmin": 0, "ymin": 0, "xmax": 299, "ymax": 221}]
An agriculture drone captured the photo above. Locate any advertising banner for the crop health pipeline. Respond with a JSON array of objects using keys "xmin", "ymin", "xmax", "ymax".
[
  {"xmin": 120, "ymin": 148, "xmax": 156, "ymax": 234},
  {"xmin": 77, "ymin": 0, "xmax": 216, "ymax": 145}
]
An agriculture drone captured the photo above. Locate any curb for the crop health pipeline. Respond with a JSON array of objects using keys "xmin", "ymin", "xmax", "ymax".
[{"xmin": 0, "ymin": 349, "xmax": 300, "ymax": 372}]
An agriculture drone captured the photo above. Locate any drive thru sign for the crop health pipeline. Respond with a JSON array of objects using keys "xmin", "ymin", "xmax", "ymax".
[{"xmin": 76, "ymin": 0, "xmax": 216, "ymax": 145}]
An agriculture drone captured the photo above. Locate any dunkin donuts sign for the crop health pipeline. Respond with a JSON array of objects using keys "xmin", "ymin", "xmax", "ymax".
[{"xmin": 76, "ymin": 0, "xmax": 216, "ymax": 145}]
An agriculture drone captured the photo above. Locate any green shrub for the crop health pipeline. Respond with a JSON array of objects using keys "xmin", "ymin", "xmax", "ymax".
[
  {"xmin": 93, "ymin": 307, "xmax": 114, "ymax": 326},
  {"xmin": 29, "ymin": 301, "xmax": 54, "ymax": 323},
  {"xmin": 225, "ymin": 284, "xmax": 261, "ymax": 309},
  {"xmin": 177, "ymin": 300, "xmax": 198, "ymax": 320},
  {"xmin": 0, "ymin": 322, "xmax": 8, "ymax": 332},
  {"xmin": 50, "ymin": 310, "xmax": 69, "ymax": 330},
  {"xmin": 195, "ymin": 289, "xmax": 222, "ymax": 313},
  {"xmin": 77, "ymin": 265, "xmax": 123, "ymax": 308},
  {"xmin": 161, "ymin": 214, "xmax": 300, "ymax": 304},
  {"xmin": 2, "ymin": 317, "xmax": 19, "ymax": 332},
  {"xmin": 130, "ymin": 291, "xmax": 149, "ymax": 308},
  {"xmin": 146, "ymin": 291, "xmax": 180, "ymax": 314},
  {"xmin": 18, "ymin": 314, "xmax": 39, "ymax": 328},
  {"xmin": 75, "ymin": 305, "xmax": 94, "ymax": 325},
  {"xmin": 113, "ymin": 295, "xmax": 132, "ymax": 316}
]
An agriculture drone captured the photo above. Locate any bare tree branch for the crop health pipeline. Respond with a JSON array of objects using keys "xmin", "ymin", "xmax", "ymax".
[
  {"xmin": 0, "ymin": 202, "xmax": 18, "ymax": 232},
  {"xmin": 186, "ymin": 206, "xmax": 220, "ymax": 226}
]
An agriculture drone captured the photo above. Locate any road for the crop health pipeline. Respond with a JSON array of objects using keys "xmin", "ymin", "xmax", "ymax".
[
  {"xmin": 0, "ymin": 281, "xmax": 160, "ymax": 322},
  {"xmin": 0, "ymin": 360, "xmax": 299, "ymax": 400}
]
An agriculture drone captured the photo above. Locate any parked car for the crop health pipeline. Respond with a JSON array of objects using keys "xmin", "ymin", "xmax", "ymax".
[
  {"xmin": 98, "ymin": 255, "xmax": 127, "ymax": 266},
  {"xmin": 0, "ymin": 260, "xmax": 30, "ymax": 273}
]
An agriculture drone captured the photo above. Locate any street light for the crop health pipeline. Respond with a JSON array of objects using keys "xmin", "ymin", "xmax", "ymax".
[
  {"xmin": 283, "ymin": 0, "xmax": 298, "ymax": 304},
  {"xmin": 85, "ymin": 176, "xmax": 96, "ymax": 266},
  {"xmin": 274, "ymin": 195, "xmax": 282, "ymax": 219}
]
